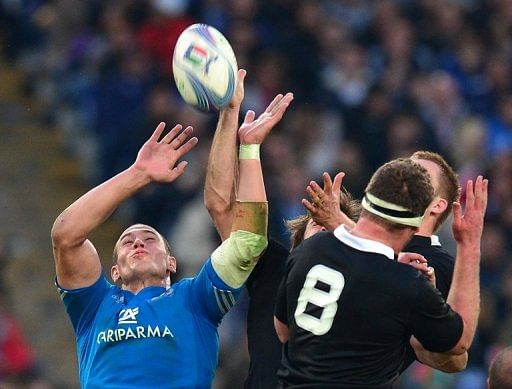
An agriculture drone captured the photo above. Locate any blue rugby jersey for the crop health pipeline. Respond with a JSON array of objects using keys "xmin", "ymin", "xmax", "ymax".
[{"xmin": 57, "ymin": 258, "xmax": 241, "ymax": 389}]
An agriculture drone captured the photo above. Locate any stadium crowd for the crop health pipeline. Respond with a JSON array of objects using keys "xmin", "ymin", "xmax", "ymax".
[{"xmin": 1, "ymin": 0, "xmax": 512, "ymax": 387}]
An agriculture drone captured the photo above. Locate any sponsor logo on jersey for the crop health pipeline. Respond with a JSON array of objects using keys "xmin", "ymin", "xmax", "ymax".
[
  {"xmin": 96, "ymin": 324, "xmax": 174, "ymax": 344},
  {"xmin": 118, "ymin": 307, "xmax": 139, "ymax": 324},
  {"xmin": 96, "ymin": 306, "xmax": 174, "ymax": 344}
]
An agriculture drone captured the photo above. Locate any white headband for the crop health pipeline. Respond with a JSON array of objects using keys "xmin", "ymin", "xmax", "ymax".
[{"xmin": 362, "ymin": 192, "xmax": 424, "ymax": 227}]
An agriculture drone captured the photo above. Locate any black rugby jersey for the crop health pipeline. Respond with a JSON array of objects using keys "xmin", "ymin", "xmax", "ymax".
[{"xmin": 275, "ymin": 226, "xmax": 463, "ymax": 388}]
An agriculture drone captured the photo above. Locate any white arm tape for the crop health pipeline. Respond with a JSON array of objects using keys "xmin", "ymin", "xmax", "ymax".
[{"xmin": 211, "ymin": 230, "xmax": 268, "ymax": 288}]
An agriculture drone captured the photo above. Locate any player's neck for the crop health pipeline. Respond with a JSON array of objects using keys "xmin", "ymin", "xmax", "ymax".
[
  {"xmin": 122, "ymin": 277, "xmax": 168, "ymax": 294},
  {"xmin": 351, "ymin": 218, "xmax": 414, "ymax": 255},
  {"xmin": 415, "ymin": 215, "xmax": 437, "ymax": 237}
]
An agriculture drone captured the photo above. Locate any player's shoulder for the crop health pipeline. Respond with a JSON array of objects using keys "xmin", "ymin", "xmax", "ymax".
[{"xmin": 405, "ymin": 235, "xmax": 454, "ymax": 270}]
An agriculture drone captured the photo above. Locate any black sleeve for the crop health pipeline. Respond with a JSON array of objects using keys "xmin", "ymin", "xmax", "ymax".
[
  {"xmin": 410, "ymin": 276, "xmax": 464, "ymax": 353},
  {"xmin": 274, "ymin": 270, "xmax": 288, "ymax": 324},
  {"xmin": 246, "ymin": 238, "xmax": 287, "ymax": 295}
]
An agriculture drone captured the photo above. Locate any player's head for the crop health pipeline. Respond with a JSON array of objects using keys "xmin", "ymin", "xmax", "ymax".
[
  {"xmin": 287, "ymin": 187, "xmax": 360, "ymax": 250},
  {"xmin": 360, "ymin": 158, "xmax": 434, "ymax": 232},
  {"xmin": 411, "ymin": 151, "xmax": 460, "ymax": 231},
  {"xmin": 111, "ymin": 224, "xmax": 176, "ymax": 286},
  {"xmin": 488, "ymin": 346, "xmax": 512, "ymax": 389}
]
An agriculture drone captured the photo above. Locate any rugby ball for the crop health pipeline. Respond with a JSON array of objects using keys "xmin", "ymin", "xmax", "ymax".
[{"xmin": 172, "ymin": 24, "xmax": 238, "ymax": 112}]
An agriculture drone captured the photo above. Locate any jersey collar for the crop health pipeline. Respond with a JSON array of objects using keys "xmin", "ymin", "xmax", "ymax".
[
  {"xmin": 333, "ymin": 225, "xmax": 395, "ymax": 260},
  {"xmin": 121, "ymin": 285, "xmax": 167, "ymax": 303},
  {"xmin": 411, "ymin": 234, "xmax": 442, "ymax": 246}
]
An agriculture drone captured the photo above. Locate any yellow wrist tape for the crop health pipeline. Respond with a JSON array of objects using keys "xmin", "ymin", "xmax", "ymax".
[{"xmin": 239, "ymin": 144, "xmax": 260, "ymax": 160}]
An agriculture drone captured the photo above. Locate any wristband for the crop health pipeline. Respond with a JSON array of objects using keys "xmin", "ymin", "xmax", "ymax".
[{"xmin": 239, "ymin": 144, "xmax": 260, "ymax": 160}]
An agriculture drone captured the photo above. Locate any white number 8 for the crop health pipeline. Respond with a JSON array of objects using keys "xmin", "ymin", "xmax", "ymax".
[{"xmin": 294, "ymin": 264, "xmax": 345, "ymax": 335}]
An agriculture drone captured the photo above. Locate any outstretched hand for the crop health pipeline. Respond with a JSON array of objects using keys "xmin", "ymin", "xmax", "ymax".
[
  {"xmin": 303, "ymin": 172, "xmax": 355, "ymax": 230},
  {"xmin": 133, "ymin": 122, "xmax": 198, "ymax": 183},
  {"xmin": 238, "ymin": 92, "xmax": 294, "ymax": 144},
  {"xmin": 452, "ymin": 176, "xmax": 488, "ymax": 246}
]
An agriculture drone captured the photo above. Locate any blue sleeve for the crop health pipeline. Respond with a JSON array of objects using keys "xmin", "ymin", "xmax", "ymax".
[
  {"xmin": 55, "ymin": 274, "xmax": 112, "ymax": 336},
  {"xmin": 188, "ymin": 258, "xmax": 243, "ymax": 326}
]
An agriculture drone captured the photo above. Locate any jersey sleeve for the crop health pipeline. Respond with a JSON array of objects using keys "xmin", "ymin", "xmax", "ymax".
[
  {"xmin": 188, "ymin": 258, "xmax": 243, "ymax": 326},
  {"xmin": 409, "ymin": 276, "xmax": 464, "ymax": 353},
  {"xmin": 55, "ymin": 274, "xmax": 111, "ymax": 336},
  {"xmin": 274, "ymin": 248, "xmax": 299, "ymax": 324},
  {"xmin": 246, "ymin": 238, "xmax": 288, "ymax": 296}
]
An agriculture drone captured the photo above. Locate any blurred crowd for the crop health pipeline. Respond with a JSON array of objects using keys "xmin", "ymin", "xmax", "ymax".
[{"xmin": 1, "ymin": 0, "xmax": 512, "ymax": 387}]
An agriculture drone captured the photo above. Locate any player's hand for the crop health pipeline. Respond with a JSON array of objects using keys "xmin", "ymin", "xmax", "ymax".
[
  {"xmin": 302, "ymin": 172, "xmax": 355, "ymax": 230},
  {"xmin": 398, "ymin": 252, "xmax": 436, "ymax": 286},
  {"xmin": 238, "ymin": 92, "xmax": 294, "ymax": 144},
  {"xmin": 226, "ymin": 69, "xmax": 246, "ymax": 110},
  {"xmin": 133, "ymin": 122, "xmax": 198, "ymax": 183},
  {"xmin": 452, "ymin": 176, "xmax": 488, "ymax": 247}
]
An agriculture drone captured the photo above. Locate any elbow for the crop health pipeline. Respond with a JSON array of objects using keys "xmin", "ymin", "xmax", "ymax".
[
  {"xmin": 204, "ymin": 192, "xmax": 233, "ymax": 216},
  {"xmin": 438, "ymin": 353, "xmax": 468, "ymax": 373},
  {"xmin": 51, "ymin": 215, "xmax": 81, "ymax": 249}
]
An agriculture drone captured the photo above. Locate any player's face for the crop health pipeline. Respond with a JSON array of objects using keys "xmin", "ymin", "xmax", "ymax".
[
  {"xmin": 113, "ymin": 225, "xmax": 174, "ymax": 284},
  {"xmin": 303, "ymin": 218, "xmax": 326, "ymax": 241}
]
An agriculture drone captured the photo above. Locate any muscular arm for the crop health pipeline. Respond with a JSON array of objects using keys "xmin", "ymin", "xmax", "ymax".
[
  {"xmin": 52, "ymin": 123, "xmax": 197, "ymax": 289},
  {"xmin": 52, "ymin": 166, "xmax": 152, "ymax": 289},
  {"xmin": 204, "ymin": 71, "xmax": 246, "ymax": 241}
]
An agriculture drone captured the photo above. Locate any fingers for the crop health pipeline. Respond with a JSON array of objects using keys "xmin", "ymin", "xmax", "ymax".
[
  {"xmin": 322, "ymin": 172, "xmax": 334, "ymax": 195},
  {"xmin": 306, "ymin": 182, "xmax": 324, "ymax": 206},
  {"xmin": 474, "ymin": 176, "xmax": 488, "ymax": 212},
  {"xmin": 169, "ymin": 161, "xmax": 189, "ymax": 180},
  {"xmin": 176, "ymin": 136, "xmax": 199, "ymax": 157},
  {"xmin": 270, "ymin": 92, "xmax": 294, "ymax": 116},
  {"xmin": 302, "ymin": 198, "xmax": 319, "ymax": 215},
  {"xmin": 482, "ymin": 178, "xmax": 489, "ymax": 210},
  {"xmin": 397, "ymin": 252, "xmax": 427, "ymax": 264},
  {"xmin": 150, "ymin": 122, "xmax": 167, "ymax": 142},
  {"xmin": 452, "ymin": 201, "xmax": 461, "ymax": 228},
  {"xmin": 265, "ymin": 94, "xmax": 284, "ymax": 114},
  {"xmin": 161, "ymin": 124, "xmax": 184, "ymax": 144},
  {"xmin": 169, "ymin": 126, "xmax": 194, "ymax": 148},
  {"xmin": 465, "ymin": 179, "xmax": 475, "ymax": 209},
  {"xmin": 332, "ymin": 172, "xmax": 345, "ymax": 194},
  {"xmin": 238, "ymin": 69, "xmax": 247, "ymax": 86},
  {"xmin": 243, "ymin": 110, "xmax": 256, "ymax": 125}
]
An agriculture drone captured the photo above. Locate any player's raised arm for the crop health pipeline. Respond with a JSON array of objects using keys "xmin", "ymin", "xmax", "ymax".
[
  {"xmin": 205, "ymin": 70, "xmax": 294, "ymax": 241},
  {"xmin": 51, "ymin": 123, "xmax": 197, "ymax": 289},
  {"xmin": 204, "ymin": 69, "xmax": 246, "ymax": 241},
  {"xmin": 444, "ymin": 176, "xmax": 488, "ymax": 355},
  {"xmin": 209, "ymin": 93, "xmax": 293, "ymax": 288}
]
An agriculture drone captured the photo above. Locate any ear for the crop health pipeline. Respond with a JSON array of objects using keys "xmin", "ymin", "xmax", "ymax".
[
  {"xmin": 111, "ymin": 264, "xmax": 121, "ymax": 283},
  {"xmin": 430, "ymin": 197, "xmax": 448, "ymax": 215},
  {"xmin": 168, "ymin": 256, "xmax": 177, "ymax": 274}
]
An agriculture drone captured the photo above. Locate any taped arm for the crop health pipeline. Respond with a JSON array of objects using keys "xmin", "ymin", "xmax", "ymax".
[
  {"xmin": 211, "ymin": 202, "xmax": 268, "ymax": 288},
  {"xmin": 211, "ymin": 132, "xmax": 268, "ymax": 287}
]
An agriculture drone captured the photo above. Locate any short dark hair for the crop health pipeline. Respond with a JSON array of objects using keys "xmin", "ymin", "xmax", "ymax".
[
  {"xmin": 364, "ymin": 158, "xmax": 434, "ymax": 227},
  {"xmin": 411, "ymin": 151, "xmax": 460, "ymax": 231},
  {"xmin": 287, "ymin": 187, "xmax": 360, "ymax": 250},
  {"xmin": 489, "ymin": 346, "xmax": 512, "ymax": 389}
]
